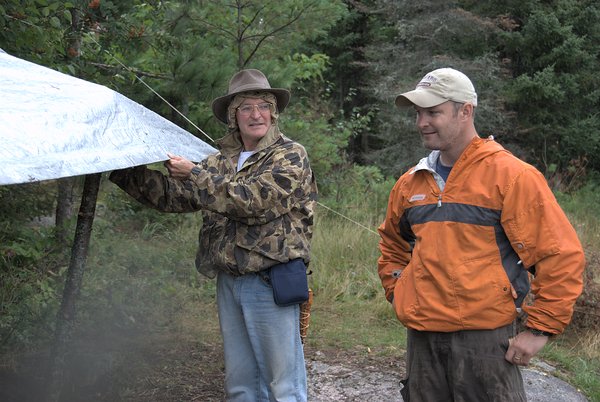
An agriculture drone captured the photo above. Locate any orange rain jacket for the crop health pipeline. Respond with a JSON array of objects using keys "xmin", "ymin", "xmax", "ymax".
[{"xmin": 378, "ymin": 136, "xmax": 585, "ymax": 334}]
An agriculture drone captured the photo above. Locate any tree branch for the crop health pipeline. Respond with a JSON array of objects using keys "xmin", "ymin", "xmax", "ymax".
[{"xmin": 243, "ymin": 2, "xmax": 316, "ymax": 67}]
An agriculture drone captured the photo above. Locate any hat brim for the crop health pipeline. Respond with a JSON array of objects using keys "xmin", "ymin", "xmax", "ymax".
[
  {"xmin": 212, "ymin": 88, "xmax": 291, "ymax": 124},
  {"xmin": 395, "ymin": 90, "xmax": 447, "ymax": 108}
]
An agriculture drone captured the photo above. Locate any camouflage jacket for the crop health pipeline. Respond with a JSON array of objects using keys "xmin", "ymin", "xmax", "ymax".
[{"xmin": 109, "ymin": 125, "xmax": 317, "ymax": 278}]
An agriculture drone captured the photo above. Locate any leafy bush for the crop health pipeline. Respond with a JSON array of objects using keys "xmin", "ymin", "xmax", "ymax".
[{"xmin": 0, "ymin": 254, "xmax": 62, "ymax": 352}]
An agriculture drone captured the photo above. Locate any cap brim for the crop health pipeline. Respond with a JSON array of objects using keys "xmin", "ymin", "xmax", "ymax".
[
  {"xmin": 395, "ymin": 90, "xmax": 447, "ymax": 108},
  {"xmin": 212, "ymin": 89, "xmax": 291, "ymax": 124}
]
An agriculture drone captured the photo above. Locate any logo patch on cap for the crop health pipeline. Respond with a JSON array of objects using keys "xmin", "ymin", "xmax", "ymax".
[{"xmin": 417, "ymin": 74, "xmax": 437, "ymax": 88}]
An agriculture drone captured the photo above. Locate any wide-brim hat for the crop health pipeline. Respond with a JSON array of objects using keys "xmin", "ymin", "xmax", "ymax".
[{"xmin": 211, "ymin": 69, "xmax": 291, "ymax": 124}]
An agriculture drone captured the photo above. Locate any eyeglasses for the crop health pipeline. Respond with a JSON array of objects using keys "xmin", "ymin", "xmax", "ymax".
[{"xmin": 237, "ymin": 102, "xmax": 272, "ymax": 116}]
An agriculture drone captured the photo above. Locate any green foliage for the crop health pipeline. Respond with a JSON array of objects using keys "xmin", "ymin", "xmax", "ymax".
[
  {"xmin": 87, "ymin": 0, "xmax": 349, "ymax": 140},
  {"xmin": 309, "ymin": 296, "xmax": 405, "ymax": 351},
  {"xmin": 284, "ymin": 110, "xmax": 350, "ymax": 188},
  {"xmin": 0, "ymin": 183, "xmax": 60, "ymax": 266},
  {"xmin": 77, "ymin": 223, "xmax": 204, "ymax": 331},
  {"xmin": 495, "ymin": 1, "xmax": 600, "ymax": 173},
  {"xmin": 282, "ymin": 51, "xmax": 380, "ymax": 198},
  {"xmin": 344, "ymin": 0, "xmax": 600, "ymax": 180},
  {"xmin": 1, "ymin": 227, "xmax": 55, "ymax": 267},
  {"xmin": 183, "ymin": 0, "xmax": 348, "ymax": 69},
  {"xmin": 0, "ymin": 0, "xmax": 73, "ymax": 64},
  {"xmin": 0, "ymin": 183, "xmax": 64, "ymax": 353},
  {"xmin": 320, "ymin": 164, "xmax": 395, "ymax": 222},
  {"xmin": 0, "ymin": 220, "xmax": 63, "ymax": 353},
  {"xmin": 358, "ymin": 0, "xmax": 513, "ymax": 175},
  {"xmin": 61, "ymin": 181, "xmax": 211, "ymax": 338},
  {"xmin": 302, "ymin": 1, "xmax": 374, "ymax": 118},
  {"xmin": 0, "ymin": 265, "xmax": 60, "ymax": 350},
  {"xmin": 311, "ymin": 210, "xmax": 380, "ymax": 301},
  {"xmin": 0, "ymin": 183, "xmax": 56, "ymax": 226}
]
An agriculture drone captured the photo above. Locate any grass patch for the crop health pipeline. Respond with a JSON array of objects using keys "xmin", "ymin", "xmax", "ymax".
[
  {"xmin": 556, "ymin": 183, "xmax": 600, "ymax": 251},
  {"xmin": 308, "ymin": 297, "xmax": 405, "ymax": 355},
  {"xmin": 307, "ymin": 209, "xmax": 406, "ymax": 355},
  {"xmin": 537, "ymin": 331, "xmax": 600, "ymax": 401}
]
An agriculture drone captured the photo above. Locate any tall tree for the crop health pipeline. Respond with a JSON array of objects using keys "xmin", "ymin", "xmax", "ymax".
[
  {"xmin": 359, "ymin": 0, "xmax": 509, "ymax": 176},
  {"xmin": 305, "ymin": 0, "xmax": 379, "ymax": 163},
  {"xmin": 495, "ymin": 0, "xmax": 600, "ymax": 180},
  {"xmin": 55, "ymin": 6, "xmax": 84, "ymax": 249}
]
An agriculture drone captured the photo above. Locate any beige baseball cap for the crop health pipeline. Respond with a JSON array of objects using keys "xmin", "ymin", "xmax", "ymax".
[{"xmin": 395, "ymin": 68, "xmax": 477, "ymax": 108}]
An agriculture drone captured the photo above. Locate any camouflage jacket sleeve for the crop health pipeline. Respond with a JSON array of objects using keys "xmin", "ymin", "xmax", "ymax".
[
  {"xmin": 109, "ymin": 139, "xmax": 315, "ymax": 224},
  {"xmin": 109, "ymin": 165, "xmax": 203, "ymax": 213}
]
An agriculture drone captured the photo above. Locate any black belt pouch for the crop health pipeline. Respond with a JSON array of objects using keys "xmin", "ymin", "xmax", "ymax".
[{"xmin": 269, "ymin": 258, "xmax": 309, "ymax": 306}]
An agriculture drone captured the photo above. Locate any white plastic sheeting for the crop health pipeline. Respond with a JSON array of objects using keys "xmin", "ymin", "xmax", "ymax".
[{"xmin": 0, "ymin": 49, "xmax": 217, "ymax": 185}]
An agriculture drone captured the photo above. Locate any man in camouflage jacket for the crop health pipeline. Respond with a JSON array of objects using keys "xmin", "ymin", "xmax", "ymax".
[
  {"xmin": 110, "ymin": 69, "xmax": 317, "ymax": 402},
  {"xmin": 109, "ymin": 111, "xmax": 316, "ymax": 279}
]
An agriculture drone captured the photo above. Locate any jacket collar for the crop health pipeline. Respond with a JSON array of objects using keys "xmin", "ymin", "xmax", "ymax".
[
  {"xmin": 413, "ymin": 150, "xmax": 439, "ymax": 173},
  {"xmin": 412, "ymin": 136, "xmax": 502, "ymax": 174}
]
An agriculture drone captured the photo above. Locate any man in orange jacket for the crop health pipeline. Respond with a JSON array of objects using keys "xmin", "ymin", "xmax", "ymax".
[{"xmin": 377, "ymin": 68, "xmax": 585, "ymax": 401}]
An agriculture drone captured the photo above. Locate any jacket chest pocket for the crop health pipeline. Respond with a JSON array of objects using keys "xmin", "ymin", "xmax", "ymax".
[{"xmin": 236, "ymin": 216, "xmax": 286, "ymax": 258}]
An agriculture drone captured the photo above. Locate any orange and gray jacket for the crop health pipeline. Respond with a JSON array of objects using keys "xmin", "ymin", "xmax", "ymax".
[
  {"xmin": 378, "ymin": 136, "xmax": 584, "ymax": 334},
  {"xmin": 110, "ymin": 125, "xmax": 317, "ymax": 278}
]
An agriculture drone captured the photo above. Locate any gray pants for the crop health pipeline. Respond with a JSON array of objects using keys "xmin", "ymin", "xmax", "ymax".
[{"xmin": 402, "ymin": 323, "xmax": 526, "ymax": 402}]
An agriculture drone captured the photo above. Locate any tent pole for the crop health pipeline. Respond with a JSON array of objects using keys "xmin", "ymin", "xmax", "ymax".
[{"xmin": 46, "ymin": 173, "xmax": 101, "ymax": 402}]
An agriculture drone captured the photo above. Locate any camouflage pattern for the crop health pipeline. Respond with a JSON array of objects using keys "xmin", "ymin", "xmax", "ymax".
[{"xmin": 109, "ymin": 124, "xmax": 317, "ymax": 278}]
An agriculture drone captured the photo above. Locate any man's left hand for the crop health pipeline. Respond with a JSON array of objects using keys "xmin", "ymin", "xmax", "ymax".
[
  {"xmin": 505, "ymin": 330, "xmax": 549, "ymax": 366},
  {"xmin": 164, "ymin": 153, "xmax": 195, "ymax": 180}
]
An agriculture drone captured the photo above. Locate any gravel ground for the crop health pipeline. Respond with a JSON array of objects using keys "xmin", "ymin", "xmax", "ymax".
[{"xmin": 306, "ymin": 349, "xmax": 588, "ymax": 401}]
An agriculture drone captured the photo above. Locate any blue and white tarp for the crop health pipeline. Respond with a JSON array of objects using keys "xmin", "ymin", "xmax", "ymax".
[{"xmin": 0, "ymin": 49, "xmax": 217, "ymax": 185}]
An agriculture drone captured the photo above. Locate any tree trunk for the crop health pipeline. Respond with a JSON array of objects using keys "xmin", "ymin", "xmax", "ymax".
[
  {"xmin": 46, "ymin": 173, "xmax": 101, "ymax": 402},
  {"xmin": 236, "ymin": 1, "xmax": 244, "ymax": 69},
  {"xmin": 54, "ymin": 8, "xmax": 83, "ymax": 248}
]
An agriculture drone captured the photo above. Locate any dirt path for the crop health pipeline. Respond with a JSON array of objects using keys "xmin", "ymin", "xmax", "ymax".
[{"xmin": 0, "ymin": 332, "xmax": 588, "ymax": 401}]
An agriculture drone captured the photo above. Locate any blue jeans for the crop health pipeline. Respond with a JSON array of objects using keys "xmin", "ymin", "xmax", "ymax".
[{"xmin": 217, "ymin": 271, "xmax": 307, "ymax": 402}]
